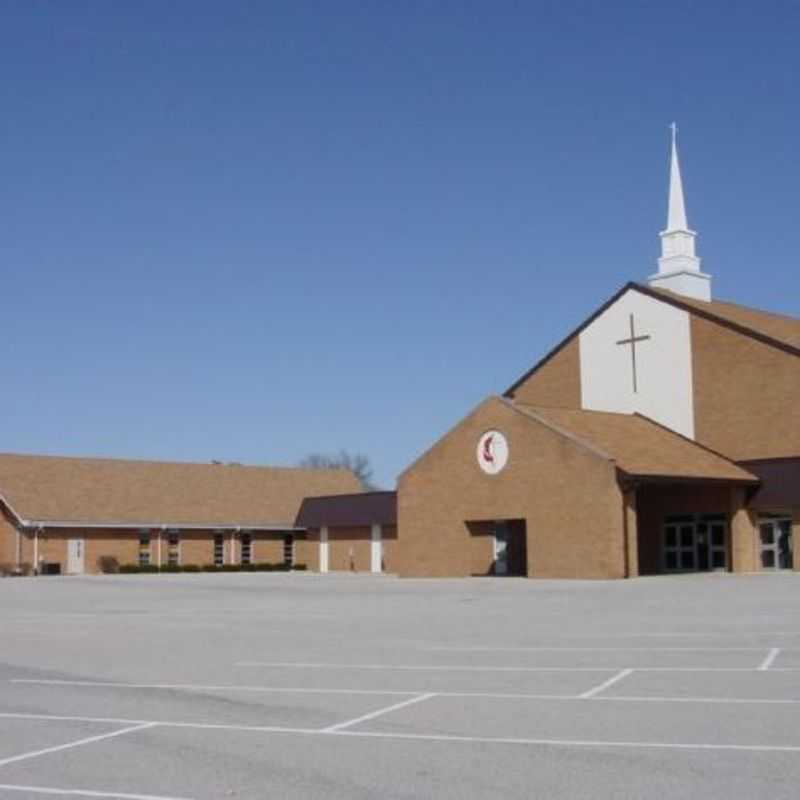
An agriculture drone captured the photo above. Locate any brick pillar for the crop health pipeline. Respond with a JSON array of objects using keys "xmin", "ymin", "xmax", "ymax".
[
  {"xmin": 730, "ymin": 487, "xmax": 757, "ymax": 573},
  {"xmin": 624, "ymin": 489, "xmax": 639, "ymax": 578}
]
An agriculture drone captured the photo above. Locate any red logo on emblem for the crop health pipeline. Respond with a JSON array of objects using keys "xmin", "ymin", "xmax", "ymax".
[{"xmin": 482, "ymin": 435, "xmax": 495, "ymax": 463}]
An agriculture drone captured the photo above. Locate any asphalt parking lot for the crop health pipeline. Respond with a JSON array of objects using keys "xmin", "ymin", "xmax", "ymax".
[{"xmin": 1, "ymin": 571, "xmax": 799, "ymax": 799}]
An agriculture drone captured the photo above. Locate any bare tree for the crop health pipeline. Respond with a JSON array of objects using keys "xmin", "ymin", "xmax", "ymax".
[{"xmin": 299, "ymin": 450, "xmax": 378, "ymax": 491}]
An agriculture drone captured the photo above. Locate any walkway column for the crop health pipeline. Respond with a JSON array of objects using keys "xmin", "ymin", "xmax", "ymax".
[
  {"xmin": 319, "ymin": 526, "xmax": 328, "ymax": 573},
  {"xmin": 623, "ymin": 489, "xmax": 639, "ymax": 578},
  {"xmin": 370, "ymin": 523, "xmax": 382, "ymax": 574},
  {"xmin": 730, "ymin": 487, "xmax": 757, "ymax": 573}
]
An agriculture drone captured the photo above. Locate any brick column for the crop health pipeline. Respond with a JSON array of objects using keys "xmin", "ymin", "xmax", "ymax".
[
  {"xmin": 730, "ymin": 487, "xmax": 757, "ymax": 573},
  {"xmin": 623, "ymin": 489, "xmax": 639, "ymax": 578}
]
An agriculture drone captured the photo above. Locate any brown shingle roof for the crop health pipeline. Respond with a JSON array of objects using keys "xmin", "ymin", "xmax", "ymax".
[
  {"xmin": 511, "ymin": 403, "xmax": 758, "ymax": 483},
  {"xmin": 647, "ymin": 287, "xmax": 800, "ymax": 350},
  {"xmin": 0, "ymin": 453, "xmax": 361, "ymax": 528}
]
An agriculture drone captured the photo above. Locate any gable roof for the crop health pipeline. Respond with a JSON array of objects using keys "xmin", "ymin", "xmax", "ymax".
[
  {"xmin": 643, "ymin": 286, "xmax": 800, "ymax": 350},
  {"xmin": 510, "ymin": 402, "xmax": 758, "ymax": 483},
  {"xmin": 0, "ymin": 452, "xmax": 361, "ymax": 529},
  {"xmin": 295, "ymin": 491, "xmax": 397, "ymax": 529},
  {"xmin": 505, "ymin": 282, "xmax": 800, "ymax": 397}
]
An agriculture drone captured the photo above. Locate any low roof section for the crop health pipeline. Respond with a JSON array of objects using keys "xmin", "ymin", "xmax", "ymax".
[
  {"xmin": 510, "ymin": 402, "xmax": 759, "ymax": 484},
  {"xmin": 295, "ymin": 491, "xmax": 397, "ymax": 529},
  {"xmin": 0, "ymin": 452, "xmax": 361, "ymax": 530}
]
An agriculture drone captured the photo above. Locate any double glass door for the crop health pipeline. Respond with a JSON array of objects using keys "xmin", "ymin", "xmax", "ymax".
[
  {"xmin": 663, "ymin": 514, "xmax": 728, "ymax": 573},
  {"xmin": 759, "ymin": 516, "xmax": 793, "ymax": 570}
]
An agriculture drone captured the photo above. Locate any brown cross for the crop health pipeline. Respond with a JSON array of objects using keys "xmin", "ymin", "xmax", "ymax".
[{"xmin": 616, "ymin": 314, "xmax": 651, "ymax": 394}]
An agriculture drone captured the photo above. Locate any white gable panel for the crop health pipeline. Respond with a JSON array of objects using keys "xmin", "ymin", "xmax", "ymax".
[{"xmin": 579, "ymin": 289, "xmax": 695, "ymax": 438}]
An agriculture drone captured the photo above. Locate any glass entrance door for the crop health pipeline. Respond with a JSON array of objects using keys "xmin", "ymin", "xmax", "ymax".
[
  {"xmin": 662, "ymin": 515, "xmax": 728, "ymax": 573},
  {"xmin": 759, "ymin": 516, "xmax": 793, "ymax": 570}
]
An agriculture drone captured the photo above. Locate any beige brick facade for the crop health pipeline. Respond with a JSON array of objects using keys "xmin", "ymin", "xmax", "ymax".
[
  {"xmin": 397, "ymin": 397, "xmax": 627, "ymax": 579},
  {"xmin": 691, "ymin": 316, "xmax": 800, "ymax": 460}
]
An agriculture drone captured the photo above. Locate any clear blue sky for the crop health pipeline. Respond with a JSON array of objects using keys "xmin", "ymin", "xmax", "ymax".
[{"xmin": 2, "ymin": 1, "xmax": 798, "ymax": 488}]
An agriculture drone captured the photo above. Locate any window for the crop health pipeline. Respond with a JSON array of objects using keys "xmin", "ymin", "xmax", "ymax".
[
  {"xmin": 241, "ymin": 533, "xmax": 252, "ymax": 565},
  {"xmin": 167, "ymin": 531, "xmax": 180, "ymax": 566},
  {"xmin": 283, "ymin": 534, "xmax": 294, "ymax": 567},
  {"xmin": 138, "ymin": 532, "xmax": 151, "ymax": 567},
  {"xmin": 213, "ymin": 534, "xmax": 225, "ymax": 567}
]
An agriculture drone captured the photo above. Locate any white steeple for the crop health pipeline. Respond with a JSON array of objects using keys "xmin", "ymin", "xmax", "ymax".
[{"xmin": 648, "ymin": 124, "xmax": 712, "ymax": 301}]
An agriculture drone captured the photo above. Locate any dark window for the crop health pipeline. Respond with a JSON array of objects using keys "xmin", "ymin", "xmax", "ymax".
[
  {"xmin": 213, "ymin": 534, "xmax": 224, "ymax": 567},
  {"xmin": 167, "ymin": 531, "xmax": 180, "ymax": 566},
  {"xmin": 241, "ymin": 533, "xmax": 252, "ymax": 565}
]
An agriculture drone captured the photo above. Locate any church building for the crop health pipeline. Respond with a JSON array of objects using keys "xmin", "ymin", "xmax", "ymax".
[
  {"xmin": 391, "ymin": 129, "xmax": 799, "ymax": 578},
  {"xmin": 0, "ymin": 130, "xmax": 797, "ymax": 580}
]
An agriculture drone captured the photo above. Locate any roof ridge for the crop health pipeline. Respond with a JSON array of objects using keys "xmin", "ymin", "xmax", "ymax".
[
  {"xmin": 0, "ymin": 451, "xmax": 353, "ymax": 473},
  {"xmin": 634, "ymin": 284, "xmax": 800, "ymax": 357}
]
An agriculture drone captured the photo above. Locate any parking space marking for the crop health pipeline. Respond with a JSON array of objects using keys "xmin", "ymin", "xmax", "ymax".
[
  {"xmin": 1, "ymin": 710, "xmax": 799, "ymax": 754},
  {"xmin": 322, "ymin": 693, "xmax": 437, "ymax": 733},
  {"xmin": 7, "ymin": 679, "xmax": 800, "ymax": 705},
  {"xmin": 579, "ymin": 669, "xmax": 633, "ymax": 698},
  {"xmin": 234, "ymin": 661, "xmax": 618, "ymax": 672},
  {"xmin": 234, "ymin": 660, "xmax": 800, "ymax": 673},
  {"xmin": 10, "ymin": 679, "xmax": 415, "ymax": 697},
  {"xmin": 334, "ymin": 729, "xmax": 800, "ymax": 753},
  {"xmin": 0, "ymin": 723, "xmax": 157, "ymax": 768},
  {"xmin": 422, "ymin": 646, "xmax": 784, "ymax": 652},
  {"xmin": 0, "ymin": 782, "xmax": 194, "ymax": 799},
  {"xmin": 759, "ymin": 648, "xmax": 781, "ymax": 670}
]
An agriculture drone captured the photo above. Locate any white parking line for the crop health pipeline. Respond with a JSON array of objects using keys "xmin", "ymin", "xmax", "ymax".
[
  {"xmin": 234, "ymin": 661, "xmax": 800, "ymax": 673},
  {"xmin": 234, "ymin": 661, "xmax": 618, "ymax": 672},
  {"xmin": 0, "ymin": 723, "xmax": 157, "ymax": 768},
  {"xmin": 322, "ymin": 693, "xmax": 437, "ymax": 733},
  {"xmin": 8, "ymin": 680, "xmax": 800, "ymax": 704},
  {"xmin": 0, "ymin": 711, "xmax": 798, "ymax": 754},
  {"xmin": 422, "ymin": 646, "xmax": 780, "ymax": 652},
  {"xmin": 758, "ymin": 648, "xmax": 781, "ymax": 671},
  {"xmin": 0, "ymin": 783, "xmax": 194, "ymax": 799},
  {"xmin": 579, "ymin": 669, "xmax": 634, "ymax": 699},
  {"xmin": 10, "ymin": 679, "xmax": 414, "ymax": 697},
  {"xmin": 336, "ymin": 729, "xmax": 800, "ymax": 753}
]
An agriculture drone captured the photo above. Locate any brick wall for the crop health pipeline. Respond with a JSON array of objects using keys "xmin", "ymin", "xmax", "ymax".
[
  {"xmin": 692, "ymin": 316, "xmax": 800, "ymax": 460},
  {"xmin": 508, "ymin": 338, "xmax": 581, "ymax": 408},
  {"xmin": 397, "ymin": 397, "xmax": 626, "ymax": 579}
]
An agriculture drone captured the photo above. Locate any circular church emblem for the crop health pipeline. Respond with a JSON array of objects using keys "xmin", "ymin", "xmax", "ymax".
[{"xmin": 477, "ymin": 430, "xmax": 508, "ymax": 475}]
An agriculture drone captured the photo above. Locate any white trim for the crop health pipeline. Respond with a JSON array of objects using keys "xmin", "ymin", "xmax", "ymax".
[{"xmin": 18, "ymin": 520, "xmax": 305, "ymax": 532}]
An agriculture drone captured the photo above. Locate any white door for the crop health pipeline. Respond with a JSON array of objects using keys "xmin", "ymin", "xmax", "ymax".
[
  {"xmin": 370, "ymin": 524, "xmax": 382, "ymax": 573},
  {"xmin": 67, "ymin": 538, "xmax": 85, "ymax": 574},
  {"xmin": 319, "ymin": 527, "xmax": 329, "ymax": 573}
]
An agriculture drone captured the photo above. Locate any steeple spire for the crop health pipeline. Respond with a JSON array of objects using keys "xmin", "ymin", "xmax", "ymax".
[
  {"xmin": 666, "ymin": 122, "xmax": 688, "ymax": 231},
  {"xmin": 648, "ymin": 124, "xmax": 712, "ymax": 301}
]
